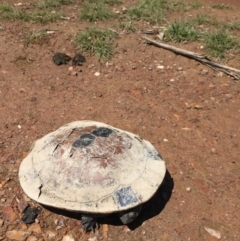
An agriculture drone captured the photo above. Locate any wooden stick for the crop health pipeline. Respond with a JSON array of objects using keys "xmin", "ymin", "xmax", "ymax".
[{"xmin": 142, "ymin": 36, "xmax": 240, "ymax": 80}]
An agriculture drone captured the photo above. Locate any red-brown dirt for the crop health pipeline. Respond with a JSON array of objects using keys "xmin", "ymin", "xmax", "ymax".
[{"xmin": 0, "ymin": 0, "xmax": 240, "ymax": 240}]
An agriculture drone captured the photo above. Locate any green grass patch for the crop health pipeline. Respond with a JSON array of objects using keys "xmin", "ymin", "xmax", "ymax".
[
  {"xmin": 189, "ymin": 2, "xmax": 202, "ymax": 9},
  {"xmin": 126, "ymin": 0, "xmax": 201, "ymax": 24},
  {"xmin": 166, "ymin": 0, "xmax": 187, "ymax": 11},
  {"xmin": 118, "ymin": 21, "xmax": 135, "ymax": 32},
  {"xmin": 224, "ymin": 21, "xmax": 240, "ymax": 31},
  {"xmin": 166, "ymin": 1, "xmax": 201, "ymax": 12},
  {"xmin": 0, "ymin": 4, "xmax": 62, "ymax": 23},
  {"xmin": 164, "ymin": 20, "xmax": 200, "ymax": 43},
  {"xmin": 192, "ymin": 14, "xmax": 218, "ymax": 26},
  {"xmin": 33, "ymin": 0, "xmax": 74, "ymax": 9},
  {"xmin": 23, "ymin": 29, "xmax": 50, "ymax": 46},
  {"xmin": 74, "ymin": 28, "xmax": 117, "ymax": 61},
  {"xmin": 211, "ymin": 4, "xmax": 234, "ymax": 10},
  {"xmin": 79, "ymin": 1, "xmax": 114, "ymax": 22},
  {"xmin": 103, "ymin": 0, "xmax": 122, "ymax": 5},
  {"xmin": 204, "ymin": 30, "xmax": 239, "ymax": 59},
  {"xmin": 127, "ymin": 0, "xmax": 168, "ymax": 24}
]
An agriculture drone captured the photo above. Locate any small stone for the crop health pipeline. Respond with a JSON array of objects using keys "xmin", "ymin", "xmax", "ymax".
[
  {"xmin": 88, "ymin": 237, "xmax": 98, "ymax": 241},
  {"xmin": 225, "ymin": 94, "xmax": 232, "ymax": 99},
  {"xmin": 46, "ymin": 230, "xmax": 58, "ymax": 238},
  {"xmin": 94, "ymin": 72, "xmax": 100, "ymax": 76},
  {"xmin": 185, "ymin": 102, "xmax": 191, "ymax": 109},
  {"xmin": 157, "ymin": 65, "xmax": 164, "ymax": 69},
  {"xmin": 28, "ymin": 223, "xmax": 42, "ymax": 234},
  {"xmin": 204, "ymin": 227, "xmax": 221, "ymax": 239},
  {"xmin": 186, "ymin": 187, "xmax": 191, "ymax": 192},
  {"xmin": 6, "ymin": 230, "xmax": 31, "ymax": 241},
  {"xmin": 68, "ymin": 66, "xmax": 73, "ymax": 72},
  {"xmin": 62, "ymin": 235, "xmax": 75, "ymax": 241},
  {"xmin": 71, "ymin": 71, "xmax": 78, "ymax": 76},
  {"xmin": 194, "ymin": 105, "xmax": 203, "ymax": 109},
  {"xmin": 123, "ymin": 226, "xmax": 131, "ymax": 233},
  {"xmin": 170, "ymin": 78, "xmax": 175, "ymax": 82},
  {"xmin": 163, "ymin": 138, "xmax": 168, "ymax": 142},
  {"xmin": 27, "ymin": 235, "xmax": 38, "ymax": 241},
  {"xmin": 217, "ymin": 72, "xmax": 223, "ymax": 77},
  {"xmin": 177, "ymin": 67, "xmax": 183, "ymax": 71},
  {"xmin": 211, "ymin": 148, "xmax": 216, "ymax": 154},
  {"xmin": 2, "ymin": 205, "xmax": 17, "ymax": 221},
  {"xmin": 201, "ymin": 69, "xmax": 209, "ymax": 75},
  {"xmin": 20, "ymin": 88, "xmax": 26, "ymax": 93},
  {"xmin": 1, "ymin": 198, "xmax": 6, "ymax": 202}
]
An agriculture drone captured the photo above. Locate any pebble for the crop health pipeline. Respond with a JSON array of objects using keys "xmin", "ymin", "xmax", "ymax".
[
  {"xmin": 157, "ymin": 65, "xmax": 164, "ymax": 69},
  {"xmin": 88, "ymin": 237, "xmax": 98, "ymax": 241},
  {"xmin": 211, "ymin": 148, "xmax": 216, "ymax": 154},
  {"xmin": 46, "ymin": 230, "xmax": 58, "ymax": 238},
  {"xmin": 26, "ymin": 236, "xmax": 38, "ymax": 241},
  {"xmin": 185, "ymin": 102, "xmax": 191, "ymax": 109},
  {"xmin": 217, "ymin": 72, "xmax": 223, "ymax": 77},
  {"xmin": 177, "ymin": 67, "xmax": 183, "ymax": 71},
  {"xmin": 1, "ymin": 198, "xmax": 6, "ymax": 202},
  {"xmin": 200, "ymin": 69, "xmax": 209, "ymax": 75},
  {"xmin": 28, "ymin": 223, "xmax": 42, "ymax": 234},
  {"xmin": 62, "ymin": 235, "xmax": 75, "ymax": 241},
  {"xmin": 194, "ymin": 105, "xmax": 203, "ymax": 109},
  {"xmin": 94, "ymin": 72, "xmax": 100, "ymax": 76},
  {"xmin": 186, "ymin": 187, "xmax": 191, "ymax": 192},
  {"xmin": 6, "ymin": 230, "xmax": 31, "ymax": 241},
  {"xmin": 163, "ymin": 138, "xmax": 168, "ymax": 142},
  {"xmin": 204, "ymin": 227, "xmax": 221, "ymax": 239}
]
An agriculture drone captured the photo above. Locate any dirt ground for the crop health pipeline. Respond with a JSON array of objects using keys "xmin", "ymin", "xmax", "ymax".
[{"xmin": 0, "ymin": 0, "xmax": 240, "ymax": 240}]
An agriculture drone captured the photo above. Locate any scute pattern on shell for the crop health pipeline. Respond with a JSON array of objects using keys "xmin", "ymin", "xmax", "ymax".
[{"xmin": 19, "ymin": 121, "xmax": 166, "ymax": 213}]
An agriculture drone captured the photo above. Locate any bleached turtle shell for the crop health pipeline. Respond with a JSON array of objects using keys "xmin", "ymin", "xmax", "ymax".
[{"xmin": 19, "ymin": 121, "xmax": 166, "ymax": 214}]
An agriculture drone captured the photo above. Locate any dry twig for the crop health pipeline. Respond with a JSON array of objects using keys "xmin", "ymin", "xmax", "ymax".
[{"xmin": 143, "ymin": 36, "xmax": 240, "ymax": 80}]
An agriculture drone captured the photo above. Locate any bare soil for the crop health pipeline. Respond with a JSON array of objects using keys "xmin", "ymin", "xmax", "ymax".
[{"xmin": 0, "ymin": 0, "xmax": 240, "ymax": 241}]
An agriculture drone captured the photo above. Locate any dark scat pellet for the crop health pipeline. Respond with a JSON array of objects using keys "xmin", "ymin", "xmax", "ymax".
[
  {"xmin": 72, "ymin": 53, "xmax": 86, "ymax": 66},
  {"xmin": 53, "ymin": 53, "xmax": 71, "ymax": 66}
]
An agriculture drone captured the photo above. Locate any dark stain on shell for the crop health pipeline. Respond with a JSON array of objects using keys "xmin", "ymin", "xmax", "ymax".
[
  {"xmin": 114, "ymin": 187, "xmax": 138, "ymax": 207},
  {"xmin": 92, "ymin": 127, "xmax": 113, "ymax": 137},
  {"xmin": 72, "ymin": 133, "xmax": 96, "ymax": 148}
]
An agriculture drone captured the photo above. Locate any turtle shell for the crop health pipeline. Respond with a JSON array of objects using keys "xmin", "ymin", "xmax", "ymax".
[{"xmin": 19, "ymin": 121, "xmax": 166, "ymax": 214}]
